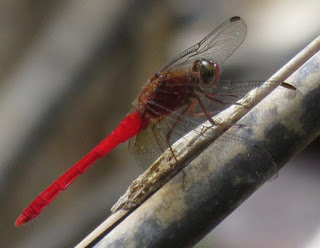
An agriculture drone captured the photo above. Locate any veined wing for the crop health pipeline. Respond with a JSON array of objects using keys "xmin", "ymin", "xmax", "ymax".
[
  {"xmin": 129, "ymin": 79, "xmax": 287, "ymax": 169},
  {"xmin": 160, "ymin": 16, "xmax": 246, "ymax": 72}
]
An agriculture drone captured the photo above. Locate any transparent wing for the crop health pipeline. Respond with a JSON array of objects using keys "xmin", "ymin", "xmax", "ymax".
[
  {"xmin": 129, "ymin": 107, "xmax": 202, "ymax": 169},
  {"xmin": 129, "ymin": 79, "xmax": 289, "ymax": 169},
  {"xmin": 160, "ymin": 16, "xmax": 246, "ymax": 72}
]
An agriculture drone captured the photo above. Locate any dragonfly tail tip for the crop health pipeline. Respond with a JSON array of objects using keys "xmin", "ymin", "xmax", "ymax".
[{"xmin": 15, "ymin": 214, "xmax": 29, "ymax": 227}]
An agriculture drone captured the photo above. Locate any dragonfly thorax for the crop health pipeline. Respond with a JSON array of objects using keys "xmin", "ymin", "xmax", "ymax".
[{"xmin": 137, "ymin": 71, "xmax": 195, "ymax": 122}]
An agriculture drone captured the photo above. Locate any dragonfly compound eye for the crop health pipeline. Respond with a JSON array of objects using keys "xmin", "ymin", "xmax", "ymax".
[{"xmin": 194, "ymin": 59, "xmax": 218, "ymax": 89}]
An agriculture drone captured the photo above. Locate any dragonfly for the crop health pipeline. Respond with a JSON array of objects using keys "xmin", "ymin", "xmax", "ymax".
[{"xmin": 16, "ymin": 16, "xmax": 257, "ymax": 226}]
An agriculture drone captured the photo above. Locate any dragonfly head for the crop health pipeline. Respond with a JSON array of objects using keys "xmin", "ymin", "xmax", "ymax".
[{"xmin": 192, "ymin": 59, "xmax": 220, "ymax": 90}]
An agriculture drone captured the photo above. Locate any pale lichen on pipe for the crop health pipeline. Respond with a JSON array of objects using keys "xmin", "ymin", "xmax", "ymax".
[{"xmin": 77, "ymin": 35, "xmax": 320, "ymax": 248}]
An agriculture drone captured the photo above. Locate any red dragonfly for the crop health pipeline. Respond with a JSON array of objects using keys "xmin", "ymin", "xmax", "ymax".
[{"xmin": 16, "ymin": 16, "xmax": 248, "ymax": 226}]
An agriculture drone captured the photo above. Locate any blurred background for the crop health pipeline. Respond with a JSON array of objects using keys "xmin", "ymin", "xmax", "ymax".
[{"xmin": 1, "ymin": 0, "xmax": 319, "ymax": 247}]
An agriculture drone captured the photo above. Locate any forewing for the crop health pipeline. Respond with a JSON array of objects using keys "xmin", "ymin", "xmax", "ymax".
[{"xmin": 160, "ymin": 16, "xmax": 246, "ymax": 72}]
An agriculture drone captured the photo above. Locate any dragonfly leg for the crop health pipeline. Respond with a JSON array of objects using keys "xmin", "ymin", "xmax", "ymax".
[
  {"xmin": 202, "ymin": 92, "xmax": 249, "ymax": 128},
  {"xmin": 189, "ymin": 98, "xmax": 224, "ymax": 135},
  {"xmin": 165, "ymin": 105, "xmax": 190, "ymax": 162},
  {"xmin": 144, "ymin": 104, "xmax": 167, "ymax": 153},
  {"xmin": 203, "ymin": 91, "xmax": 249, "ymax": 110},
  {"xmin": 195, "ymin": 93, "xmax": 248, "ymax": 130},
  {"xmin": 195, "ymin": 94, "xmax": 217, "ymax": 126},
  {"xmin": 189, "ymin": 98, "xmax": 218, "ymax": 117},
  {"xmin": 151, "ymin": 123, "xmax": 164, "ymax": 153}
]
